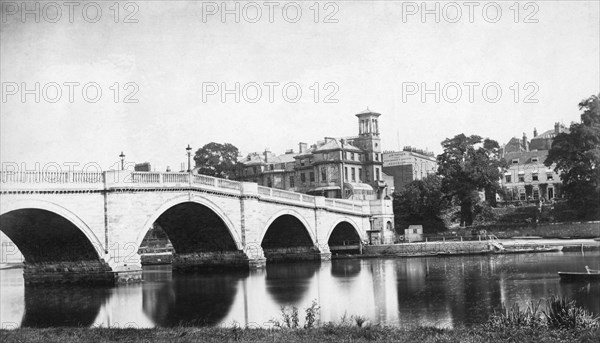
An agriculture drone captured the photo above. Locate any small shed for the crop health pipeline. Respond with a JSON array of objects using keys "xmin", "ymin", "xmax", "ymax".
[{"xmin": 405, "ymin": 225, "xmax": 424, "ymax": 242}]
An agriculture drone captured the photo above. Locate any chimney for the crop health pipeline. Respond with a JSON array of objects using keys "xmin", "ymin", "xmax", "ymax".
[
  {"xmin": 554, "ymin": 122, "xmax": 560, "ymax": 134},
  {"xmin": 533, "ymin": 128, "xmax": 538, "ymax": 137},
  {"xmin": 263, "ymin": 149, "xmax": 270, "ymax": 163},
  {"xmin": 522, "ymin": 132, "xmax": 528, "ymax": 151},
  {"xmin": 298, "ymin": 142, "xmax": 307, "ymax": 153},
  {"xmin": 340, "ymin": 139, "xmax": 345, "ymax": 148}
]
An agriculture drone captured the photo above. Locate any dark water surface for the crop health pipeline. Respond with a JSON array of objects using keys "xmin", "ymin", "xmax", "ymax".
[{"xmin": 1, "ymin": 251, "xmax": 599, "ymax": 329}]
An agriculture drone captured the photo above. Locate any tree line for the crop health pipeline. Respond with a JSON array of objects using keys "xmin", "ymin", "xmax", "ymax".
[{"xmin": 394, "ymin": 93, "xmax": 599, "ymax": 232}]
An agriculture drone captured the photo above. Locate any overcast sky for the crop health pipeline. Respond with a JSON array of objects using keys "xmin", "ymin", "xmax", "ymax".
[{"xmin": 1, "ymin": 0, "xmax": 599, "ymax": 172}]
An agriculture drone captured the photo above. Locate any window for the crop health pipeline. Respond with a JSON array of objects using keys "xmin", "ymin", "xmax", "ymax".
[
  {"xmin": 321, "ymin": 168, "xmax": 326, "ymax": 181},
  {"xmin": 548, "ymin": 188, "xmax": 554, "ymax": 199},
  {"xmin": 270, "ymin": 164, "xmax": 274, "ymax": 171},
  {"xmin": 351, "ymin": 168, "xmax": 356, "ymax": 182},
  {"xmin": 532, "ymin": 157, "xmax": 539, "ymax": 163},
  {"xmin": 533, "ymin": 188, "xmax": 539, "ymax": 200},
  {"xmin": 512, "ymin": 159, "xmax": 519, "ymax": 164},
  {"xmin": 375, "ymin": 153, "xmax": 379, "ymax": 161},
  {"xmin": 547, "ymin": 173, "xmax": 553, "ymax": 181},
  {"xmin": 301, "ymin": 173, "xmax": 306, "ymax": 182},
  {"xmin": 267, "ymin": 177, "xmax": 272, "ymax": 188},
  {"xmin": 505, "ymin": 175, "xmax": 512, "ymax": 183},
  {"xmin": 365, "ymin": 170, "xmax": 370, "ymax": 182},
  {"xmin": 532, "ymin": 173, "xmax": 538, "ymax": 181},
  {"xmin": 519, "ymin": 190, "xmax": 526, "ymax": 200},
  {"xmin": 289, "ymin": 175, "xmax": 295, "ymax": 188},
  {"xmin": 359, "ymin": 168, "xmax": 362, "ymax": 181},
  {"xmin": 518, "ymin": 175, "xmax": 525, "ymax": 182},
  {"xmin": 253, "ymin": 166, "xmax": 257, "ymax": 174},
  {"xmin": 309, "ymin": 172, "xmax": 315, "ymax": 182},
  {"xmin": 345, "ymin": 167, "xmax": 348, "ymax": 180},
  {"xmin": 375, "ymin": 168, "xmax": 380, "ymax": 181},
  {"xmin": 351, "ymin": 152, "xmax": 355, "ymax": 160},
  {"xmin": 300, "ymin": 160, "xmax": 305, "ymax": 167}
]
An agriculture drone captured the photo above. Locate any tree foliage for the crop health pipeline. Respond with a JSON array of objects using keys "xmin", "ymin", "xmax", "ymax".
[
  {"xmin": 193, "ymin": 142, "xmax": 241, "ymax": 179},
  {"xmin": 437, "ymin": 134, "xmax": 506, "ymax": 226},
  {"xmin": 392, "ymin": 174, "xmax": 449, "ymax": 233},
  {"xmin": 545, "ymin": 94, "xmax": 600, "ymax": 219}
]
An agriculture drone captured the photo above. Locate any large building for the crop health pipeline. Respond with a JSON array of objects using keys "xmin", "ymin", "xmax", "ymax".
[
  {"xmin": 239, "ymin": 109, "xmax": 388, "ymax": 200},
  {"xmin": 500, "ymin": 122, "xmax": 568, "ymax": 202},
  {"xmin": 382, "ymin": 147, "xmax": 437, "ymax": 192}
]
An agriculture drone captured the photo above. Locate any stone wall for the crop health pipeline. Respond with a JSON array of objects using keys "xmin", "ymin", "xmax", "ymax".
[{"xmin": 363, "ymin": 241, "xmax": 490, "ymax": 255}]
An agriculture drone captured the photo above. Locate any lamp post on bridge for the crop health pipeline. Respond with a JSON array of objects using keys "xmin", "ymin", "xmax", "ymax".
[
  {"xmin": 119, "ymin": 151, "xmax": 125, "ymax": 171},
  {"xmin": 186, "ymin": 144, "xmax": 192, "ymax": 173}
]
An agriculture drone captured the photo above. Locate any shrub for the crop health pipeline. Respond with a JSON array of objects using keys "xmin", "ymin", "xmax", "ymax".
[
  {"xmin": 544, "ymin": 296, "xmax": 600, "ymax": 330},
  {"xmin": 486, "ymin": 301, "xmax": 544, "ymax": 329}
]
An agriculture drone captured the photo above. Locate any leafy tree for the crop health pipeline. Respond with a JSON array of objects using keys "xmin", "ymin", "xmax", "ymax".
[
  {"xmin": 545, "ymin": 94, "xmax": 600, "ymax": 219},
  {"xmin": 193, "ymin": 142, "xmax": 241, "ymax": 179},
  {"xmin": 392, "ymin": 174, "xmax": 449, "ymax": 233},
  {"xmin": 437, "ymin": 134, "xmax": 506, "ymax": 226}
]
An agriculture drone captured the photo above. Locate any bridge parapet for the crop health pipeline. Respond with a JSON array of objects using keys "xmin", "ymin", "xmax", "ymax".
[{"xmin": 2, "ymin": 170, "xmax": 368, "ymax": 215}]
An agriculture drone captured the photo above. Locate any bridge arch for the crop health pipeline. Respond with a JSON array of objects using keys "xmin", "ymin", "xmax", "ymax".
[
  {"xmin": 136, "ymin": 193, "xmax": 242, "ymax": 252},
  {"xmin": 326, "ymin": 217, "xmax": 364, "ymax": 243},
  {"xmin": 259, "ymin": 209, "xmax": 316, "ymax": 248},
  {"xmin": 0, "ymin": 199, "xmax": 104, "ymax": 259}
]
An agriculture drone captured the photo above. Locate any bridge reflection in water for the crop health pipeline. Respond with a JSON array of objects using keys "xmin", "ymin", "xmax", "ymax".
[{"xmin": 1, "ymin": 252, "xmax": 598, "ymax": 329}]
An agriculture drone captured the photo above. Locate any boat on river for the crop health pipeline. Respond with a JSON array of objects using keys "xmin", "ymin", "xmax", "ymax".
[{"xmin": 558, "ymin": 266, "xmax": 600, "ymax": 281}]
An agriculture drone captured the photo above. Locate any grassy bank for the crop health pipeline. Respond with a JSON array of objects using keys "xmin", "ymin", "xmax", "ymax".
[
  {"xmin": 2, "ymin": 325, "xmax": 599, "ymax": 343},
  {"xmin": 2, "ymin": 296, "xmax": 599, "ymax": 343}
]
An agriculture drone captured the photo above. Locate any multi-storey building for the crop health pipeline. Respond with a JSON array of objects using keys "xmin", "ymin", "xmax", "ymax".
[
  {"xmin": 382, "ymin": 147, "xmax": 437, "ymax": 192},
  {"xmin": 239, "ymin": 109, "xmax": 388, "ymax": 200},
  {"xmin": 500, "ymin": 122, "xmax": 568, "ymax": 202}
]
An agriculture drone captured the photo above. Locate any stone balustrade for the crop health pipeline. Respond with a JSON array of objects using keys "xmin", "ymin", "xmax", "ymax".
[{"xmin": 1, "ymin": 170, "xmax": 366, "ymax": 214}]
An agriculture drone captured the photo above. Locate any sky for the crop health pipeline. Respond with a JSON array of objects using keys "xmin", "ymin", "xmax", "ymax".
[{"xmin": 1, "ymin": 0, "xmax": 599, "ymax": 172}]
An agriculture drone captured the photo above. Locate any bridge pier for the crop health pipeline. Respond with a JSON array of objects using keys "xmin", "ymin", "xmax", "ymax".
[
  {"xmin": 22, "ymin": 260, "xmax": 142, "ymax": 285},
  {"xmin": 172, "ymin": 250, "xmax": 266, "ymax": 272}
]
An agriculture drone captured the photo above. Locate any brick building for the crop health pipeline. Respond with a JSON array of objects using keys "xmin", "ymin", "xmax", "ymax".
[
  {"xmin": 500, "ymin": 122, "xmax": 568, "ymax": 202},
  {"xmin": 382, "ymin": 147, "xmax": 437, "ymax": 192}
]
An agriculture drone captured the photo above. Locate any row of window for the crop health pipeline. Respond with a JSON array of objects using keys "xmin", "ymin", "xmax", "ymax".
[
  {"xmin": 505, "ymin": 172, "xmax": 554, "ymax": 183},
  {"xmin": 511, "ymin": 157, "xmax": 540, "ymax": 164}
]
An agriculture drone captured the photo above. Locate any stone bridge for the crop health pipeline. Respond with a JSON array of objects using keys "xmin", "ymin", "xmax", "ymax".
[{"xmin": 0, "ymin": 170, "xmax": 394, "ymax": 285}]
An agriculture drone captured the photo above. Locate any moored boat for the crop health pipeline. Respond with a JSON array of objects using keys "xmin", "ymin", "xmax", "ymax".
[{"xmin": 558, "ymin": 266, "xmax": 600, "ymax": 281}]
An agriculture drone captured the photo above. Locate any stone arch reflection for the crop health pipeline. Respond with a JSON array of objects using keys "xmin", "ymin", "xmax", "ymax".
[
  {"xmin": 21, "ymin": 285, "xmax": 110, "ymax": 327},
  {"xmin": 265, "ymin": 262, "xmax": 318, "ymax": 305},
  {"xmin": 142, "ymin": 271, "xmax": 245, "ymax": 326}
]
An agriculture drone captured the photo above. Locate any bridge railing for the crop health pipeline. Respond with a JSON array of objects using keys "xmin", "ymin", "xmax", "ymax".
[
  {"xmin": 1, "ymin": 171, "xmax": 105, "ymax": 190},
  {"xmin": 1, "ymin": 170, "xmax": 367, "ymax": 214}
]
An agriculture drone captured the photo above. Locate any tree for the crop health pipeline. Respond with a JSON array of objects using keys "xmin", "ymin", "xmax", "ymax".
[
  {"xmin": 392, "ymin": 174, "xmax": 449, "ymax": 233},
  {"xmin": 545, "ymin": 94, "xmax": 600, "ymax": 219},
  {"xmin": 193, "ymin": 142, "xmax": 241, "ymax": 179},
  {"xmin": 437, "ymin": 134, "xmax": 506, "ymax": 226}
]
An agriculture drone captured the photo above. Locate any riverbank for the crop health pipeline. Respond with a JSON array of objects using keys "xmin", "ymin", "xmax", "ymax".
[
  {"xmin": 2, "ymin": 325, "xmax": 598, "ymax": 343},
  {"xmin": 330, "ymin": 238, "xmax": 600, "ymax": 259}
]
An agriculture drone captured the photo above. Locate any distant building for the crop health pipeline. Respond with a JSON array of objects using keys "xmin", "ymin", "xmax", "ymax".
[
  {"xmin": 239, "ymin": 109, "xmax": 388, "ymax": 200},
  {"xmin": 134, "ymin": 162, "xmax": 152, "ymax": 172},
  {"xmin": 500, "ymin": 122, "xmax": 568, "ymax": 202},
  {"xmin": 382, "ymin": 147, "xmax": 437, "ymax": 192}
]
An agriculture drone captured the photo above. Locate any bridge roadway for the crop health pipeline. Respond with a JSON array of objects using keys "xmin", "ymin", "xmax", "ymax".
[{"xmin": 0, "ymin": 170, "xmax": 394, "ymax": 285}]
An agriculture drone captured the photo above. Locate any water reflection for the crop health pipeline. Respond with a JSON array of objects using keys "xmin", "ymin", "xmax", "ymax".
[
  {"xmin": 1, "ymin": 251, "xmax": 598, "ymax": 329},
  {"xmin": 143, "ymin": 269, "xmax": 246, "ymax": 326},
  {"xmin": 265, "ymin": 262, "xmax": 318, "ymax": 305},
  {"xmin": 22, "ymin": 286, "xmax": 110, "ymax": 327}
]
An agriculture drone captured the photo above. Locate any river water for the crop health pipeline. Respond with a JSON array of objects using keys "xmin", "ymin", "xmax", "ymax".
[{"xmin": 1, "ymin": 251, "xmax": 599, "ymax": 329}]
